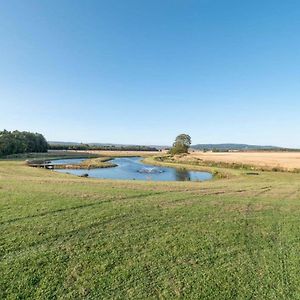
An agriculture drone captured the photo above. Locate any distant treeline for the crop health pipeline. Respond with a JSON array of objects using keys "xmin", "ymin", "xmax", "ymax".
[
  {"xmin": 49, "ymin": 144, "xmax": 159, "ymax": 152},
  {"xmin": 0, "ymin": 130, "xmax": 48, "ymax": 157}
]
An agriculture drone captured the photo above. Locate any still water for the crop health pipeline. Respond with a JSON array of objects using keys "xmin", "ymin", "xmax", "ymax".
[{"xmin": 52, "ymin": 157, "xmax": 213, "ymax": 182}]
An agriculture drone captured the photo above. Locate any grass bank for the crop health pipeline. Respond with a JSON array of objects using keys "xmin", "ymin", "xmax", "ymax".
[
  {"xmin": 142, "ymin": 155, "xmax": 239, "ymax": 179},
  {"xmin": 55, "ymin": 157, "xmax": 117, "ymax": 169},
  {"xmin": 24, "ymin": 152, "xmax": 117, "ymax": 170},
  {"xmin": 147, "ymin": 153, "xmax": 300, "ymax": 175},
  {"xmin": 1, "ymin": 157, "xmax": 300, "ymax": 298}
]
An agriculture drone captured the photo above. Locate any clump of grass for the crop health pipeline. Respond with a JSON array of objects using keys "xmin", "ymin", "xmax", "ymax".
[
  {"xmin": 75, "ymin": 157, "xmax": 117, "ymax": 169},
  {"xmin": 27, "ymin": 156, "xmax": 117, "ymax": 170},
  {"xmin": 212, "ymin": 170, "xmax": 230, "ymax": 179}
]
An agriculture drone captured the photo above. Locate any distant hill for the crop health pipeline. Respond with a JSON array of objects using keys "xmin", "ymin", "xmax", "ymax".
[{"xmin": 191, "ymin": 143, "xmax": 293, "ymax": 151}]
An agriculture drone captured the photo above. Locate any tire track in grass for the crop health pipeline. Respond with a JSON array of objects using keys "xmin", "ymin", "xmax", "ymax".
[
  {"xmin": 0, "ymin": 198, "xmax": 199, "ymax": 260},
  {"xmin": 242, "ymin": 202, "xmax": 293, "ymax": 298},
  {"xmin": 0, "ymin": 212, "xmax": 131, "ymax": 260},
  {"xmin": 1, "ymin": 196, "xmax": 246, "ymax": 264},
  {"xmin": 0, "ymin": 191, "xmax": 169, "ymax": 226},
  {"xmin": 285, "ymin": 188, "xmax": 300, "ymax": 200},
  {"xmin": 275, "ymin": 220, "xmax": 294, "ymax": 298},
  {"xmin": 0, "ymin": 193, "xmax": 204, "ymax": 260},
  {"xmin": 240, "ymin": 199, "xmax": 262, "ymax": 298},
  {"xmin": 253, "ymin": 186, "xmax": 273, "ymax": 198}
]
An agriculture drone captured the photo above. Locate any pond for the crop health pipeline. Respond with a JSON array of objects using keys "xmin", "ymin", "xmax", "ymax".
[{"xmin": 50, "ymin": 157, "xmax": 213, "ymax": 182}]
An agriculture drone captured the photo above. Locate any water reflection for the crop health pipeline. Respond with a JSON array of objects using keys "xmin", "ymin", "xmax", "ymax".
[
  {"xmin": 53, "ymin": 157, "xmax": 213, "ymax": 182},
  {"xmin": 174, "ymin": 168, "xmax": 191, "ymax": 181}
]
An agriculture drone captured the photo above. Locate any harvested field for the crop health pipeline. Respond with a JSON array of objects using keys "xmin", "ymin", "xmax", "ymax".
[{"xmin": 189, "ymin": 151, "xmax": 300, "ymax": 171}]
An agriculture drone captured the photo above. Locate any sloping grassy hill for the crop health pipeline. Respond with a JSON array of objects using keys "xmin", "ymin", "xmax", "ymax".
[{"xmin": 1, "ymin": 159, "xmax": 300, "ymax": 299}]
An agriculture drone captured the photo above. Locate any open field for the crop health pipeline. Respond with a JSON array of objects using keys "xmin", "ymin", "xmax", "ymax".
[
  {"xmin": 83, "ymin": 150, "xmax": 162, "ymax": 157},
  {"xmin": 189, "ymin": 151, "xmax": 300, "ymax": 171},
  {"xmin": 2, "ymin": 157, "xmax": 300, "ymax": 298}
]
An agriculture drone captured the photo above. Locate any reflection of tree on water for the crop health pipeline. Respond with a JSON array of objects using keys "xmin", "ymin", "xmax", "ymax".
[{"xmin": 174, "ymin": 168, "xmax": 191, "ymax": 181}]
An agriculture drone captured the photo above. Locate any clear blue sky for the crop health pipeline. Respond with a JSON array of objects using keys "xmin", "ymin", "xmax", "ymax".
[{"xmin": 1, "ymin": 0, "xmax": 300, "ymax": 147}]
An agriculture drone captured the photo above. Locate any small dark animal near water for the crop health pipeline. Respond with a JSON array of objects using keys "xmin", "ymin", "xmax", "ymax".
[{"xmin": 79, "ymin": 173, "xmax": 89, "ymax": 177}]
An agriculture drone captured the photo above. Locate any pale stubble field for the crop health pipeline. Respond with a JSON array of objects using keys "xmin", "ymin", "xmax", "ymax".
[{"xmin": 190, "ymin": 151, "xmax": 300, "ymax": 170}]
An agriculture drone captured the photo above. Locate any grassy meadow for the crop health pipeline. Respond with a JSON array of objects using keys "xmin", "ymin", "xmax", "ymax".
[{"xmin": 1, "ymin": 153, "xmax": 300, "ymax": 299}]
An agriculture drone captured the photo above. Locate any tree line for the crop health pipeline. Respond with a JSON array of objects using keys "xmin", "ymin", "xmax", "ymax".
[
  {"xmin": 0, "ymin": 130, "xmax": 48, "ymax": 157},
  {"xmin": 49, "ymin": 144, "xmax": 159, "ymax": 152}
]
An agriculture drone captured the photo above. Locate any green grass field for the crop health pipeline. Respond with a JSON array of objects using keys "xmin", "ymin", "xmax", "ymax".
[{"xmin": 1, "ymin": 157, "xmax": 300, "ymax": 299}]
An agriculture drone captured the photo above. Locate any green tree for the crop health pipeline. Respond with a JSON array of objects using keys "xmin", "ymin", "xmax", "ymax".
[
  {"xmin": 170, "ymin": 134, "xmax": 192, "ymax": 155},
  {"xmin": 0, "ymin": 130, "xmax": 48, "ymax": 157}
]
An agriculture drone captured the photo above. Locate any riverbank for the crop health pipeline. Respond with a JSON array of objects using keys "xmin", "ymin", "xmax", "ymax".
[
  {"xmin": 53, "ymin": 157, "xmax": 117, "ymax": 169},
  {"xmin": 25, "ymin": 153, "xmax": 118, "ymax": 170},
  {"xmin": 145, "ymin": 153, "xmax": 300, "ymax": 174},
  {"xmin": 142, "ymin": 155, "xmax": 238, "ymax": 179}
]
